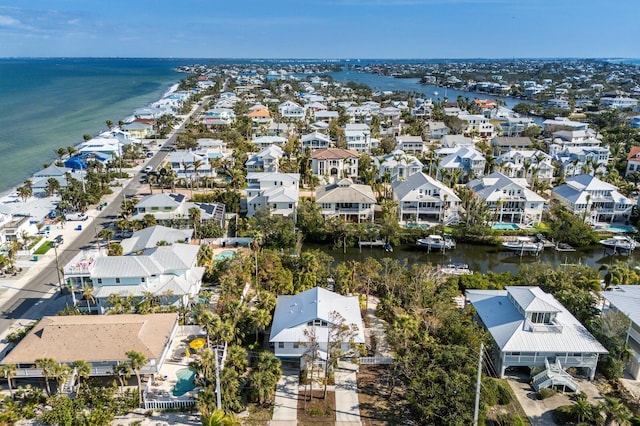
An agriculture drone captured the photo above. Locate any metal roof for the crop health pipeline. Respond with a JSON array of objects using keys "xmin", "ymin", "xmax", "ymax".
[
  {"xmin": 466, "ymin": 287, "xmax": 607, "ymax": 354},
  {"xmin": 602, "ymin": 286, "xmax": 640, "ymax": 326}
]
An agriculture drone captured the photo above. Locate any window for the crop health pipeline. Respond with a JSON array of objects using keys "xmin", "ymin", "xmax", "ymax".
[
  {"xmin": 115, "ymin": 278, "xmax": 120, "ymax": 284},
  {"xmin": 141, "ymin": 277, "xmax": 145, "ymax": 283},
  {"xmin": 293, "ymin": 343, "xmax": 299, "ymax": 349},
  {"xmin": 278, "ymin": 342, "xmax": 284, "ymax": 349},
  {"xmin": 97, "ymin": 278, "xmax": 102, "ymax": 284}
]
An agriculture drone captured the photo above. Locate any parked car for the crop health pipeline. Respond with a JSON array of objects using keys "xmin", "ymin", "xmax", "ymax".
[
  {"xmin": 54, "ymin": 235, "xmax": 64, "ymax": 245},
  {"xmin": 65, "ymin": 212, "xmax": 87, "ymax": 221},
  {"xmin": 144, "ymin": 166, "xmax": 154, "ymax": 173}
]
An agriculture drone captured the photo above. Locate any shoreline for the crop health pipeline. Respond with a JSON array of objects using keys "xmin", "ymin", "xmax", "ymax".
[{"xmin": 0, "ymin": 80, "xmax": 180, "ymax": 202}]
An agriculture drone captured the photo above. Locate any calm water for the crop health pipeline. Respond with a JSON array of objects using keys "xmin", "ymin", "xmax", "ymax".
[
  {"xmin": 309, "ymin": 242, "xmax": 639, "ymax": 275},
  {"xmin": 0, "ymin": 58, "xmax": 184, "ymax": 193}
]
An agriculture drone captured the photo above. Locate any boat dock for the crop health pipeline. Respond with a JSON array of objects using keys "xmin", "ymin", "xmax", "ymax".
[{"xmin": 358, "ymin": 239, "xmax": 386, "ymax": 247}]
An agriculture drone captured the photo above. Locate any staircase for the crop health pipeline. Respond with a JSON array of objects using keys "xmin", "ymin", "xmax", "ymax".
[{"xmin": 532, "ymin": 359, "xmax": 578, "ymax": 392}]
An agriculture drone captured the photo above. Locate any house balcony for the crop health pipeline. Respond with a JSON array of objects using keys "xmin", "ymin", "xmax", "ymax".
[
  {"xmin": 504, "ymin": 353, "xmax": 598, "ymax": 368},
  {"xmin": 401, "ymin": 207, "xmax": 442, "ymax": 214}
]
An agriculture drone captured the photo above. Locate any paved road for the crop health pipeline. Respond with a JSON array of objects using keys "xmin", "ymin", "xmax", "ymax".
[{"xmin": 0, "ymin": 96, "xmax": 210, "ymax": 337}]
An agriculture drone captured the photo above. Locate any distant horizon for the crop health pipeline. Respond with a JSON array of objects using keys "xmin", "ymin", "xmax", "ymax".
[
  {"xmin": 1, "ymin": 1, "xmax": 638, "ymax": 59},
  {"xmin": 1, "ymin": 56, "xmax": 639, "ymax": 61}
]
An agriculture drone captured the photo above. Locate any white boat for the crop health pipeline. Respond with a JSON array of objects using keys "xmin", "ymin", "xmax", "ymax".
[
  {"xmin": 417, "ymin": 235, "xmax": 456, "ymax": 250},
  {"xmin": 440, "ymin": 263, "xmax": 472, "ymax": 275},
  {"xmin": 433, "ymin": 91, "xmax": 439, "ymax": 96},
  {"xmin": 502, "ymin": 237, "xmax": 544, "ymax": 254},
  {"xmin": 599, "ymin": 236, "xmax": 638, "ymax": 252}
]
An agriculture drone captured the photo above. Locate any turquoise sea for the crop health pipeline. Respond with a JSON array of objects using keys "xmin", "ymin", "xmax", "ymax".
[{"xmin": 0, "ymin": 58, "xmax": 185, "ymax": 194}]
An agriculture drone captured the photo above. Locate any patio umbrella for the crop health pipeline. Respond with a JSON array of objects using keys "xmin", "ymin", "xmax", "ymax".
[{"xmin": 189, "ymin": 337, "xmax": 206, "ymax": 350}]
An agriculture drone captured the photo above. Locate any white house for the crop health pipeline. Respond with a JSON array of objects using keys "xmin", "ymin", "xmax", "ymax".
[
  {"xmin": 168, "ymin": 150, "xmax": 214, "ymax": 180},
  {"xmin": 269, "ymin": 287, "xmax": 365, "ymax": 364},
  {"xmin": 204, "ymin": 108, "xmax": 236, "ymax": 128},
  {"xmin": 315, "ymin": 178, "xmax": 376, "ymax": 222},
  {"xmin": 344, "ymin": 123, "xmax": 372, "ymax": 153},
  {"xmin": 310, "ymin": 148, "xmax": 359, "ymax": 181},
  {"xmin": 496, "ymin": 150, "xmax": 554, "ymax": 184},
  {"xmin": 551, "ymin": 146, "xmax": 609, "ymax": 177},
  {"xmin": 278, "ymin": 100, "xmax": 305, "ymax": 120},
  {"xmin": 458, "ymin": 114, "xmax": 496, "ymax": 138},
  {"xmin": 466, "ymin": 286, "xmax": 607, "ymax": 380},
  {"xmin": 439, "ymin": 134, "xmax": 474, "ymax": 148},
  {"xmin": 251, "ymin": 135, "xmax": 288, "ymax": 149},
  {"xmin": 119, "ymin": 225, "xmax": 193, "ymax": 254},
  {"xmin": 552, "ymin": 174, "xmax": 635, "ymax": 224},
  {"xmin": 625, "ymin": 146, "xmax": 640, "ymax": 176},
  {"xmin": 438, "ymin": 146, "xmax": 486, "ymax": 182},
  {"xmin": 395, "ymin": 135, "xmax": 425, "ymax": 155},
  {"xmin": 375, "ymin": 150, "xmax": 423, "ymax": 182},
  {"xmin": 601, "ymin": 286, "xmax": 640, "ymax": 379},
  {"xmin": 245, "ymin": 145, "xmax": 284, "ymax": 173},
  {"xmin": 132, "ymin": 193, "xmax": 226, "ymax": 229},
  {"xmin": 246, "ymin": 172, "xmax": 300, "ymax": 218},
  {"xmin": 301, "ymin": 131, "xmax": 332, "ymax": 151},
  {"xmin": 467, "ymin": 172, "xmax": 546, "ymax": 225},
  {"xmin": 64, "ymin": 245, "xmax": 204, "ymax": 314},
  {"xmin": 392, "ymin": 172, "xmax": 461, "ymax": 224},
  {"xmin": 600, "ymin": 97, "xmax": 638, "ymax": 109},
  {"xmin": 491, "ymin": 137, "xmax": 534, "ymax": 155}
]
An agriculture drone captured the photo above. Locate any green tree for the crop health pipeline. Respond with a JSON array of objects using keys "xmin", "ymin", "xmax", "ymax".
[
  {"xmin": 0, "ymin": 363, "xmax": 17, "ymax": 398},
  {"xmin": 125, "ymin": 350, "xmax": 147, "ymax": 406},
  {"xmin": 35, "ymin": 357, "xmax": 58, "ymax": 396}
]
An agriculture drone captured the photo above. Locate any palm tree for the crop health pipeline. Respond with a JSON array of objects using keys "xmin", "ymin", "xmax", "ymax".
[
  {"xmin": 98, "ymin": 228, "xmax": 114, "ymax": 253},
  {"xmin": 126, "ymin": 350, "xmax": 148, "ymax": 406},
  {"xmin": 193, "ymin": 159, "xmax": 204, "ymax": 190},
  {"xmin": 112, "ymin": 363, "xmax": 131, "ymax": 396},
  {"xmin": 0, "ymin": 364, "xmax": 17, "ymax": 398},
  {"xmin": 35, "ymin": 357, "xmax": 58, "ymax": 396},
  {"xmin": 72, "ymin": 360, "xmax": 91, "ymax": 394},
  {"xmin": 251, "ymin": 308, "xmax": 272, "ymax": 343},
  {"xmin": 45, "ymin": 177, "xmax": 61, "ymax": 197},
  {"xmin": 53, "ymin": 363, "xmax": 72, "ymax": 394},
  {"xmin": 200, "ymin": 407, "xmax": 240, "ymax": 426},
  {"xmin": 17, "ymin": 185, "xmax": 32, "ymax": 202},
  {"xmin": 66, "ymin": 146, "xmax": 77, "ymax": 158},
  {"xmin": 190, "ymin": 207, "xmax": 202, "ymax": 240},
  {"xmin": 54, "ymin": 147, "xmax": 67, "ymax": 160},
  {"xmin": 570, "ymin": 392, "xmax": 598, "ymax": 424},
  {"xmin": 601, "ymin": 396, "xmax": 632, "ymax": 426}
]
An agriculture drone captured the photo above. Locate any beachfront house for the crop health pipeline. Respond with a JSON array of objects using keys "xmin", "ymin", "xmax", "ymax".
[
  {"xmin": 467, "ymin": 172, "xmax": 546, "ymax": 225},
  {"xmin": 375, "ymin": 150, "xmax": 423, "ymax": 182},
  {"xmin": 131, "ymin": 193, "xmax": 226, "ymax": 229},
  {"xmin": 310, "ymin": 148, "xmax": 359, "ymax": 181},
  {"xmin": 245, "ymin": 145, "xmax": 284, "ymax": 173},
  {"xmin": 552, "ymin": 174, "xmax": 634, "ymax": 224},
  {"xmin": 245, "ymin": 172, "xmax": 300, "ymax": 218},
  {"xmin": 123, "ymin": 119, "xmax": 155, "ymax": 139},
  {"xmin": 31, "ymin": 164, "xmax": 74, "ymax": 195},
  {"xmin": 392, "ymin": 172, "xmax": 461, "ymax": 225},
  {"xmin": 64, "ymin": 244, "xmax": 204, "ymax": 314},
  {"xmin": 315, "ymin": 178, "xmax": 376, "ymax": 222},
  {"xmin": 601, "ymin": 286, "xmax": 640, "ymax": 379},
  {"xmin": 269, "ymin": 287, "xmax": 365, "ymax": 367},
  {"xmin": 466, "ymin": 286, "xmax": 607, "ymax": 382},
  {"xmin": 0, "ymin": 313, "xmax": 179, "ymax": 385}
]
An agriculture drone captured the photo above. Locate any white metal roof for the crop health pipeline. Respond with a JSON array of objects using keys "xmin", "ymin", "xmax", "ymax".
[
  {"xmin": 602, "ymin": 286, "xmax": 640, "ymax": 326},
  {"xmin": 466, "ymin": 287, "xmax": 607, "ymax": 354}
]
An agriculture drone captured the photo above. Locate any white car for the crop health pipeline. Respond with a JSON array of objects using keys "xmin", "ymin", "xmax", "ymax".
[{"xmin": 144, "ymin": 166, "xmax": 153, "ymax": 173}]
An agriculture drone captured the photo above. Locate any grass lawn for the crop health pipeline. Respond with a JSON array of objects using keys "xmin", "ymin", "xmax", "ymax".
[{"xmin": 33, "ymin": 241, "xmax": 52, "ymax": 255}]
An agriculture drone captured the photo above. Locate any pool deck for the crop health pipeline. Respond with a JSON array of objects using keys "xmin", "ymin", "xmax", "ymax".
[{"xmin": 145, "ymin": 326, "xmax": 203, "ymax": 401}]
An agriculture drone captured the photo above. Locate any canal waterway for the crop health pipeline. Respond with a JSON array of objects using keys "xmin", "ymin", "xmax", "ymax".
[{"xmin": 306, "ymin": 242, "xmax": 639, "ymax": 275}]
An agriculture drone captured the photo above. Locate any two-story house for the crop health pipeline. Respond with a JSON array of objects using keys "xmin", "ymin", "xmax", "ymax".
[
  {"xmin": 301, "ymin": 131, "xmax": 332, "ymax": 151},
  {"xmin": 246, "ymin": 172, "xmax": 300, "ymax": 218},
  {"xmin": 168, "ymin": 150, "xmax": 214, "ymax": 181},
  {"xmin": 311, "ymin": 148, "xmax": 359, "ymax": 181},
  {"xmin": 131, "ymin": 193, "xmax": 226, "ymax": 229},
  {"xmin": 344, "ymin": 123, "xmax": 372, "ymax": 153},
  {"xmin": 458, "ymin": 114, "xmax": 496, "ymax": 138},
  {"xmin": 438, "ymin": 146, "xmax": 486, "ymax": 182},
  {"xmin": 375, "ymin": 150, "xmax": 424, "ymax": 182},
  {"xmin": 395, "ymin": 135, "xmax": 425, "ymax": 155},
  {"xmin": 245, "ymin": 145, "xmax": 284, "ymax": 173},
  {"xmin": 495, "ymin": 150, "xmax": 555, "ymax": 185},
  {"xmin": 552, "ymin": 174, "xmax": 635, "ymax": 224},
  {"xmin": 602, "ymin": 286, "xmax": 640, "ymax": 379},
  {"xmin": 466, "ymin": 286, "xmax": 607, "ymax": 381},
  {"xmin": 467, "ymin": 172, "xmax": 546, "ymax": 225},
  {"xmin": 626, "ymin": 146, "xmax": 640, "ymax": 176},
  {"xmin": 278, "ymin": 100, "xmax": 305, "ymax": 120},
  {"xmin": 392, "ymin": 172, "xmax": 461, "ymax": 225},
  {"xmin": 315, "ymin": 178, "xmax": 376, "ymax": 222}
]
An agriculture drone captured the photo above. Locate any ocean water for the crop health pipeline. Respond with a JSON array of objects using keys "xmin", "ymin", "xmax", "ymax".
[{"xmin": 0, "ymin": 58, "xmax": 185, "ymax": 194}]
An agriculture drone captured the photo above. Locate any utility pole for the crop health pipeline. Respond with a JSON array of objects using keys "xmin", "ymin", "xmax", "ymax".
[
  {"xmin": 473, "ymin": 343, "xmax": 484, "ymax": 426},
  {"xmin": 214, "ymin": 346, "xmax": 222, "ymax": 410}
]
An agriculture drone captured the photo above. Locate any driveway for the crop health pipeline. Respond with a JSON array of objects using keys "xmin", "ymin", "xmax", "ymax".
[{"xmin": 270, "ymin": 368, "xmax": 299, "ymax": 426}]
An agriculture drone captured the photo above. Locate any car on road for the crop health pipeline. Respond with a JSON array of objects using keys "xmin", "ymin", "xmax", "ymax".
[
  {"xmin": 146, "ymin": 152, "xmax": 154, "ymax": 158},
  {"xmin": 144, "ymin": 166, "xmax": 153, "ymax": 173}
]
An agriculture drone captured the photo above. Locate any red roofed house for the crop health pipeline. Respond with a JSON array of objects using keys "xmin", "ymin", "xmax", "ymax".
[
  {"xmin": 626, "ymin": 146, "xmax": 640, "ymax": 177},
  {"xmin": 311, "ymin": 148, "xmax": 359, "ymax": 180}
]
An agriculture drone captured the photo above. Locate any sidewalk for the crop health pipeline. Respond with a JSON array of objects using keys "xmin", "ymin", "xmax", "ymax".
[
  {"xmin": 270, "ymin": 368, "xmax": 299, "ymax": 426},
  {"xmin": 335, "ymin": 361, "xmax": 362, "ymax": 426}
]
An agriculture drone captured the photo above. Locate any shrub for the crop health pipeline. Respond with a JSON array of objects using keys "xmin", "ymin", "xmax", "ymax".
[
  {"xmin": 308, "ymin": 408, "xmax": 324, "ymax": 416},
  {"xmin": 496, "ymin": 413, "xmax": 526, "ymax": 426},
  {"xmin": 538, "ymin": 388, "xmax": 556, "ymax": 400}
]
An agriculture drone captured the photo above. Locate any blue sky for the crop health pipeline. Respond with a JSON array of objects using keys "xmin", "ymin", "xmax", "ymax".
[{"xmin": 0, "ymin": 0, "xmax": 638, "ymax": 59}]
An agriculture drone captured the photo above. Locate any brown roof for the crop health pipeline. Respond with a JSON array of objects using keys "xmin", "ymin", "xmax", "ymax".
[
  {"xmin": 627, "ymin": 146, "xmax": 640, "ymax": 161},
  {"xmin": 311, "ymin": 148, "xmax": 359, "ymax": 160},
  {"xmin": 133, "ymin": 118, "xmax": 156, "ymax": 125},
  {"xmin": 2, "ymin": 313, "xmax": 177, "ymax": 364},
  {"xmin": 247, "ymin": 108, "xmax": 271, "ymax": 118}
]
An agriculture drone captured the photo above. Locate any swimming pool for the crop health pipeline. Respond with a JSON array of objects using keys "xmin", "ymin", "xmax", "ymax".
[
  {"xmin": 492, "ymin": 223, "xmax": 520, "ymax": 230},
  {"xmin": 599, "ymin": 224, "xmax": 636, "ymax": 234},
  {"xmin": 172, "ymin": 368, "xmax": 196, "ymax": 397},
  {"xmin": 214, "ymin": 250, "xmax": 236, "ymax": 261}
]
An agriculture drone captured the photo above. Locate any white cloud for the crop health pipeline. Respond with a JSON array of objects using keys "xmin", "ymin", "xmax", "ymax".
[{"xmin": 0, "ymin": 15, "xmax": 21, "ymax": 27}]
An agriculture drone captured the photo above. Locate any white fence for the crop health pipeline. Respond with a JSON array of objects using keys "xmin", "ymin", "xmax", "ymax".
[
  {"xmin": 143, "ymin": 398, "xmax": 196, "ymax": 410},
  {"xmin": 358, "ymin": 356, "xmax": 393, "ymax": 365}
]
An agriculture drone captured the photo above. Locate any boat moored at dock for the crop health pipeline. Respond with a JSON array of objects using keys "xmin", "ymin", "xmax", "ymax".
[
  {"xmin": 502, "ymin": 237, "xmax": 544, "ymax": 255},
  {"xmin": 599, "ymin": 236, "xmax": 638, "ymax": 253},
  {"xmin": 416, "ymin": 235, "xmax": 456, "ymax": 251}
]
